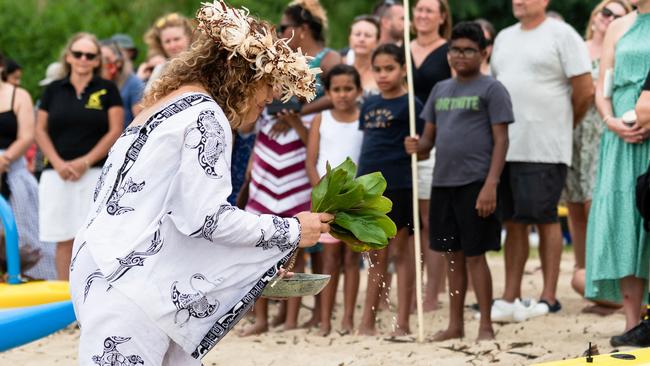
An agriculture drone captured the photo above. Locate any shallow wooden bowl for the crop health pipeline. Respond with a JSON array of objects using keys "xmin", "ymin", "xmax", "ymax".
[{"xmin": 262, "ymin": 273, "xmax": 331, "ymax": 298}]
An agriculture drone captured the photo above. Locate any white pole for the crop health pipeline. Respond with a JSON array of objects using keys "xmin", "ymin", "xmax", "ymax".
[{"xmin": 402, "ymin": 0, "xmax": 425, "ymax": 343}]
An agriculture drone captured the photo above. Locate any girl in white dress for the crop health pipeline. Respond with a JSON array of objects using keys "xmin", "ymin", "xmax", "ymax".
[{"xmin": 305, "ymin": 64, "xmax": 364, "ymax": 336}]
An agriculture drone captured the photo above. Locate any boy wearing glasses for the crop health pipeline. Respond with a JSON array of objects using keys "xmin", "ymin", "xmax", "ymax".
[{"xmin": 405, "ymin": 22, "xmax": 513, "ymax": 341}]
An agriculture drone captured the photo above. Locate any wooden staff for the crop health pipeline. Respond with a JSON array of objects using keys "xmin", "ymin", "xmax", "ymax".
[{"xmin": 402, "ymin": 0, "xmax": 425, "ymax": 343}]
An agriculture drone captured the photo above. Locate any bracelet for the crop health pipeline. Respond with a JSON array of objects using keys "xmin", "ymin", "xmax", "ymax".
[
  {"xmin": 84, "ymin": 159, "xmax": 90, "ymax": 169},
  {"xmin": 603, "ymin": 115, "xmax": 614, "ymax": 124}
]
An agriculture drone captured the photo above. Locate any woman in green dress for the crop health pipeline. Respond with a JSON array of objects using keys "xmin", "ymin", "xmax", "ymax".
[
  {"xmin": 586, "ymin": 0, "xmax": 650, "ymax": 346},
  {"xmin": 567, "ymin": 0, "xmax": 631, "ymax": 314}
]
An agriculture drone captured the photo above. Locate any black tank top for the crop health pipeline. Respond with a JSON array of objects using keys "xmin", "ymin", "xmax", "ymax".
[
  {"xmin": 0, "ymin": 87, "xmax": 18, "ymax": 149},
  {"xmin": 412, "ymin": 42, "xmax": 452, "ymax": 104}
]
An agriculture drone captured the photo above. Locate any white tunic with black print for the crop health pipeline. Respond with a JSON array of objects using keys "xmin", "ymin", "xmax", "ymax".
[{"xmin": 70, "ymin": 92, "xmax": 301, "ymax": 359}]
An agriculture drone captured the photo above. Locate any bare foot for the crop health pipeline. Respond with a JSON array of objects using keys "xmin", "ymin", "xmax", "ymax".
[
  {"xmin": 340, "ymin": 319, "xmax": 354, "ymax": 334},
  {"xmin": 378, "ymin": 300, "xmax": 391, "ymax": 311},
  {"xmin": 270, "ymin": 313, "xmax": 286, "ymax": 328},
  {"xmin": 581, "ymin": 304, "xmax": 619, "ymax": 316},
  {"xmin": 390, "ymin": 327, "xmax": 411, "ymax": 337},
  {"xmin": 477, "ymin": 327, "xmax": 495, "ymax": 341},
  {"xmin": 430, "ymin": 328, "xmax": 463, "ymax": 342},
  {"xmin": 358, "ymin": 324, "xmax": 377, "ymax": 336},
  {"xmin": 301, "ymin": 316, "xmax": 319, "ymax": 329},
  {"xmin": 317, "ymin": 323, "xmax": 331, "ymax": 337},
  {"xmin": 240, "ymin": 322, "xmax": 268, "ymax": 337},
  {"xmin": 283, "ymin": 322, "xmax": 298, "ymax": 331}
]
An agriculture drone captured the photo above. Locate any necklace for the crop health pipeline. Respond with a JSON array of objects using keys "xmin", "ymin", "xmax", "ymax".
[{"xmin": 415, "ymin": 35, "xmax": 441, "ymax": 48}]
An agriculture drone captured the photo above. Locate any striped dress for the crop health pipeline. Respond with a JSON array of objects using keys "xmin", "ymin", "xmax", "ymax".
[{"xmin": 246, "ymin": 113, "xmax": 311, "ymax": 217}]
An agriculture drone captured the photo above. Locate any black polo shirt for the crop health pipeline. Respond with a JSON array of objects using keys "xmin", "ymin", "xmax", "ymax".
[{"xmin": 40, "ymin": 75, "xmax": 122, "ymax": 168}]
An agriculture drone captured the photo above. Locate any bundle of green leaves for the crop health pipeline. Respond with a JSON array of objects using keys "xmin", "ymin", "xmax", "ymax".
[{"xmin": 311, "ymin": 158, "xmax": 397, "ymax": 252}]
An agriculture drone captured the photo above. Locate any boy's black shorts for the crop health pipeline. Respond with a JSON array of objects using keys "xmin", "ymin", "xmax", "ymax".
[
  {"xmin": 385, "ymin": 189, "xmax": 414, "ymax": 235},
  {"xmin": 429, "ymin": 181, "xmax": 501, "ymax": 257}
]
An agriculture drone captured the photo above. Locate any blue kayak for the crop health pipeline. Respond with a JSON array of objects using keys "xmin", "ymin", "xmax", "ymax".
[{"xmin": 0, "ymin": 300, "xmax": 76, "ymax": 351}]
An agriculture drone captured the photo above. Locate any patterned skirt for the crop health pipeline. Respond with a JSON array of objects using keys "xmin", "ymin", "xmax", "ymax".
[
  {"xmin": 2, "ymin": 154, "xmax": 56, "ymax": 280},
  {"xmin": 563, "ymin": 107, "xmax": 604, "ymax": 203}
]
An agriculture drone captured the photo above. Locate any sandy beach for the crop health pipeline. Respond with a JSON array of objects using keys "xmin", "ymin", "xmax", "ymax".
[{"xmin": 0, "ymin": 252, "xmax": 635, "ymax": 366}]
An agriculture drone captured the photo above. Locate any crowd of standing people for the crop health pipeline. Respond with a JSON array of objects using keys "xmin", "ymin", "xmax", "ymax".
[{"xmin": 2, "ymin": 0, "xmax": 650, "ymax": 349}]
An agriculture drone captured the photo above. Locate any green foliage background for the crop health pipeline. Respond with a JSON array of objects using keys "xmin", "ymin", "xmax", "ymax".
[{"xmin": 0, "ymin": 0, "xmax": 599, "ymax": 97}]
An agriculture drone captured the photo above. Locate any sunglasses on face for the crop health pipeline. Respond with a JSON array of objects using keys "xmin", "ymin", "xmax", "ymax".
[
  {"xmin": 70, "ymin": 51, "xmax": 98, "ymax": 61},
  {"xmin": 278, "ymin": 24, "xmax": 297, "ymax": 34},
  {"xmin": 601, "ymin": 7, "xmax": 622, "ymax": 20}
]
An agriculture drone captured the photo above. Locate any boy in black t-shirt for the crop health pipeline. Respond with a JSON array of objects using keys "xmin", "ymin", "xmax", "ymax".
[{"xmin": 405, "ymin": 22, "xmax": 514, "ymax": 341}]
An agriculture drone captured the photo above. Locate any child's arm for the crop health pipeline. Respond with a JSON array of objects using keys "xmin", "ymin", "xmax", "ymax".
[
  {"xmin": 277, "ymin": 110, "xmax": 310, "ymax": 144},
  {"xmin": 404, "ymin": 122, "xmax": 436, "ymax": 160},
  {"xmin": 305, "ymin": 113, "xmax": 322, "ymax": 187},
  {"xmin": 301, "ymin": 96, "xmax": 334, "ymax": 116},
  {"xmin": 475, "ymin": 123, "xmax": 508, "ymax": 218}
]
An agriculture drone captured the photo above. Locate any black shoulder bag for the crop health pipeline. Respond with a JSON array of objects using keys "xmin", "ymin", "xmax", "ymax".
[{"xmin": 636, "ymin": 164, "xmax": 650, "ymax": 231}]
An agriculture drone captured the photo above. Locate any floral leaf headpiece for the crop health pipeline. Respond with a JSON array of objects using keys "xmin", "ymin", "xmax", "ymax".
[{"xmin": 196, "ymin": 0, "xmax": 320, "ymax": 102}]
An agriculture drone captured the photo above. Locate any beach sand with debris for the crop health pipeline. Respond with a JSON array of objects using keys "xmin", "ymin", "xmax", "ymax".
[{"xmin": 0, "ymin": 252, "xmax": 632, "ymax": 366}]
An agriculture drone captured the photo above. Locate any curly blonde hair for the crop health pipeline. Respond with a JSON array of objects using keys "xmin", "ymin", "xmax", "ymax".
[
  {"xmin": 143, "ymin": 13, "xmax": 195, "ymax": 58},
  {"xmin": 142, "ymin": 34, "xmax": 271, "ymax": 129}
]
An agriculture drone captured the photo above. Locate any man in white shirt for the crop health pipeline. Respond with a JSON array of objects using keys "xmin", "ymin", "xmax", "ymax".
[{"xmin": 489, "ymin": 0, "xmax": 593, "ymax": 322}]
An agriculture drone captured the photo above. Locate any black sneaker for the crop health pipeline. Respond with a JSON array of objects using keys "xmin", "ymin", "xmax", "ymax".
[{"xmin": 610, "ymin": 320, "xmax": 650, "ymax": 347}]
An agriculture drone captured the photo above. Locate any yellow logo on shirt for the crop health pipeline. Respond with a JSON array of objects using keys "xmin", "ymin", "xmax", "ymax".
[{"xmin": 85, "ymin": 89, "xmax": 107, "ymax": 110}]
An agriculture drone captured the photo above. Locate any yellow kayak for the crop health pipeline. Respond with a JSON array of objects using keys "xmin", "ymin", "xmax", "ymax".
[
  {"xmin": 535, "ymin": 348, "xmax": 650, "ymax": 365},
  {"xmin": 0, "ymin": 281, "xmax": 70, "ymax": 308}
]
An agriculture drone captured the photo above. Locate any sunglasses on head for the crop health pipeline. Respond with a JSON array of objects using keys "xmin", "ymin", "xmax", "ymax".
[
  {"xmin": 70, "ymin": 51, "xmax": 98, "ymax": 61},
  {"xmin": 156, "ymin": 13, "xmax": 180, "ymax": 28},
  {"xmin": 601, "ymin": 7, "xmax": 622, "ymax": 20}
]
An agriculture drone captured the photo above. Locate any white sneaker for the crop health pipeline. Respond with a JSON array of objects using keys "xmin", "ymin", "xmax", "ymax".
[
  {"xmin": 513, "ymin": 300, "xmax": 562, "ymax": 322},
  {"xmin": 488, "ymin": 299, "xmax": 517, "ymax": 322},
  {"xmin": 512, "ymin": 298, "xmax": 544, "ymax": 322}
]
